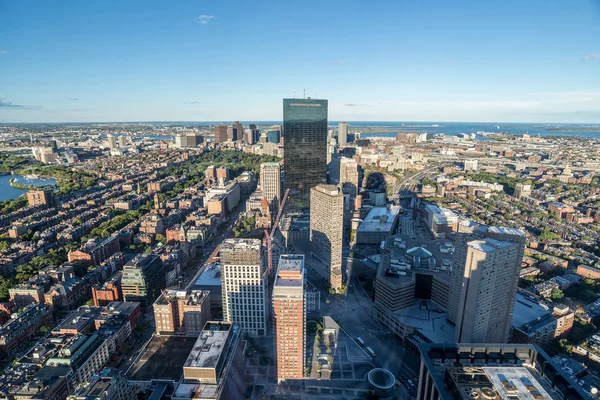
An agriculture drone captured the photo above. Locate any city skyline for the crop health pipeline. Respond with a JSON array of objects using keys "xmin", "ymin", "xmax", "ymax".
[{"xmin": 0, "ymin": 1, "xmax": 599, "ymax": 123}]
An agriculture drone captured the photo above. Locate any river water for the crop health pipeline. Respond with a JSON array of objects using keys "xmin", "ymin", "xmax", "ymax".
[{"xmin": 0, "ymin": 175, "xmax": 57, "ymax": 201}]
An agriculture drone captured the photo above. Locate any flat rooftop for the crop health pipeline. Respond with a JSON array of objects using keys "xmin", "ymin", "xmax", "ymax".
[
  {"xmin": 127, "ymin": 335, "xmax": 197, "ymax": 382},
  {"xmin": 184, "ymin": 322, "xmax": 234, "ymax": 370},
  {"xmin": 173, "ymin": 382, "xmax": 219, "ymax": 399},
  {"xmin": 313, "ymin": 184, "xmax": 342, "ymax": 196},
  {"xmin": 220, "ymin": 238, "xmax": 261, "ymax": 252},
  {"xmin": 487, "ymin": 226, "xmax": 526, "ymax": 237},
  {"xmin": 357, "ymin": 206, "xmax": 400, "ymax": 233},
  {"xmin": 193, "ymin": 265, "xmax": 222, "ymax": 287},
  {"xmin": 419, "ymin": 343, "xmax": 589, "ymax": 400},
  {"xmin": 382, "ymin": 234, "xmax": 453, "ymax": 278},
  {"xmin": 512, "ymin": 292, "xmax": 551, "ymax": 328},
  {"xmin": 275, "ymin": 255, "xmax": 304, "ymax": 287},
  {"xmin": 467, "ymin": 238, "xmax": 516, "ymax": 253},
  {"xmin": 484, "ymin": 366, "xmax": 552, "ymax": 399},
  {"xmin": 56, "ymin": 306, "xmax": 101, "ymax": 332},
  {"xmin": 392, "ymin": 300, "xmax": 455, "ymax": 343}
]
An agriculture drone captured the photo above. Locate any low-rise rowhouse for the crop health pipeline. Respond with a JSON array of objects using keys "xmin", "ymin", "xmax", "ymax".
[
  {"xmin": 576, "ymin": 264, "xmax": 600, "ymax": 280},
  {"xmin": 0, "ymin": 304, "xmax": 53, "ymax": 355}
]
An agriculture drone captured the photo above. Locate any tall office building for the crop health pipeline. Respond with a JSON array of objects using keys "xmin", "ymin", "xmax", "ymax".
[
  {"xmin": 244, "ymin": 128, "xmax": 254, "ymax": 144},
  {"xmin": 310, "ymin": 185, "xmax": 344, "ymax": 290},
  {"xmin": 447, "ymin": 223, "xmax": 526, "ymax": 332},
  {"xmin": 249, "ymin": 123, "xmax": 258, "ymax": 143},
  {"xmin": 260, "ymin": 162, "xmax": 281, "ymax": 211},
  {"xmin": 273, "ymin": 254, "xmax": 305, "ymax": 382},
  {"xmin": 220, "ymin": 239, "xmax": 268, "ymax": 336},
  {"xmin": 118, "ymin": 135, "xmax": 127, "ymax": 148},
  {"xmin": 283, "ymin": 98, "xmax": 328, "ymax": 211},
  {"xmin": 214, "ymin": 125, "xmax": 228, "ymax": 143},
  {"xmin": 107, "ymin": 134, "xmax": 117, "ymax": 149},
  {"xmin": 227, "ymin": 121, "xmax": 243, "ymax": 142},
  {"xmin": 331, "ymin": 156, "xmax": 359, "ymax": 196},
  {"xmin": 338, "ymin": 121, "xmax": 348, "ymax": 147}
]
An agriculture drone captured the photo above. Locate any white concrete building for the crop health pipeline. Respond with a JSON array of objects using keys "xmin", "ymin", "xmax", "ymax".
[{"xmin": 220, "ymin": 239, "xmax": 268, "ymax": 336}]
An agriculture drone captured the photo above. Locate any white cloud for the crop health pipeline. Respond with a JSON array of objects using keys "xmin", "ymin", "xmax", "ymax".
[
  {"xmin": 0, "ymin": 49, "xmax": 7, "ymax": 55},
  {"xmin": 196, "ymin": 15, "xmax": 215, "ymax": 25},
  {"xmin": 583, "ymin": 54, "xmax": 600, "ymax": 61}
]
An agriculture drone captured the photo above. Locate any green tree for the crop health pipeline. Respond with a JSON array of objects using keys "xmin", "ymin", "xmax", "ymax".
[
  {"xmin": 550, "ymin": 288, "xmax": 564, "ymax": 301},
  {"xmin": 0, "ymin": 276, "xmax": 14, "ymax": 301}
]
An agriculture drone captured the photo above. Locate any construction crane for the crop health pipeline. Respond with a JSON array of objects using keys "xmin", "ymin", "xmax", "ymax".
[{"xmin": 263, "ymin": 188, "xmax": 290, "ymax": 277}]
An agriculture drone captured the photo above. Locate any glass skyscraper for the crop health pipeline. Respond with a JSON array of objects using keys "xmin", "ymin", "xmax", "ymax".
[{"xmin": 283, "ymin": 98, "xmax": 328, "ymax": 211}]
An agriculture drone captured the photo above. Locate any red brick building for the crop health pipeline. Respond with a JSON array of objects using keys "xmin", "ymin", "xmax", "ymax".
[{"xmin": 92, "ymin": 272, "xmax": 123, "ymax": 306}]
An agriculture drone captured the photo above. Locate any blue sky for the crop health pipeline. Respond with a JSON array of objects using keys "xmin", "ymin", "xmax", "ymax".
[{"xmin": 0, "ymin": 0, "xmax": 599, "ymax": 123}]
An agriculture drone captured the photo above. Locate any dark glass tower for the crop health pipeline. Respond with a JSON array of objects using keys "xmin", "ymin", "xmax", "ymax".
[{"xmin": 283, "ymin": 98, "xmax": 328, "ymax": 212}]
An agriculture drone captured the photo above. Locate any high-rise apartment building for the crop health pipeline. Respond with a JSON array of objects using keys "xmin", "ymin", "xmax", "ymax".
[
  {"xmin": 338, "ymin": 121, "xmax": 348, "ymax": 147},
  {"xmin": 273, "ymin": 255, "xmax": 305, "ymax": 382},
  {"xmin": 154, "ymin": 289, "xmax": 210, "ymax": 335},
  {"xmin": 214, "ymin": 125, "xmax": 228, "ymax": 143},
  {"xmin": 27, "ymin": 188, "xmax": 55, "ymax": 208},
  {"xmin": 447, "ymin": 223, "xmax": 526, "ymax": 339},
  {"xmin": 175, "ymin": 133, "xmax": 185, "ymax": 148},
  {"xmin": 283, "ymin": 98, "xmax": 328, "ymax": 211},
  {"xmin": 220, "ymin": 239, "xmax": 267, "ymax": 336},
  {"xmin": 452, "ymin": 235, "xmax": 524, "ymax": 344},
  {"xmin": 310, "ymin": 185, "xmax": 344, "ymax": 290},
  {"xmin": 107, "ymin": 134, "xmax": 117, "ymax": 149},
  {"xmin": 260, "ymin": 162, "xmax": 281, "ymax": 211},
  {"xmin": 118, "ymin": 135, "xmax": 127, "ymax": 148}
]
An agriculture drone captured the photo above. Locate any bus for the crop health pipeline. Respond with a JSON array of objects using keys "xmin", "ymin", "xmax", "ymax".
[
  {"xmin": 356, "ymin": 337, "xmax": 365, "ymax": 346},
  {"xmin": 366, "ymin": 347, "xmax": 376, "ymax": 357}
]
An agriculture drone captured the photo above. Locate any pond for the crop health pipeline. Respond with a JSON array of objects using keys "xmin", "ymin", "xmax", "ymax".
[{"xmin": 0, "ymin": 174, "xmax": 57, "ymax": 201}]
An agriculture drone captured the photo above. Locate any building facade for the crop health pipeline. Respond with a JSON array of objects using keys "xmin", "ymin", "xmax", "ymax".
[
  {"xmin": 27, "ymin": 189, "xmax": 55, "ymax": 208},
  {"xmin": 121, "ymin": 254, "xmax": 165, "ymax": 309},
  {"xmin": 214, "ymin": 125, "xmax": 228, "ymax": 143},
  {"xmin": 260, "ymin": 162, "xmax": 281, "ymax": 211},
  {"xmin": 273, "ymin": 255, "xmax": 305, "ymax": 382},
  {"xmin": 154, "ymin": 289, "xmax": 211, "ymax": 336},
  {"xmin": 220, "ymin": 239, "xmax": 267, "ymax": 336},
  {"xmin": 453, "ymin": 237, "xmax": 523, "ymax": 343},
  {"xmin": 283, "ymin": 98, "xmax": 328, "ymax": 211},
  {"xmin": 338, "ymin": 121, "xmax": 348, "ymax": 147},
  {"xmin": 310, "ymin": 185, "xmax": 344, "ymax": 290},
  {"xmin": 447, "ymin": 223, "xmax": 526, "ymax": 329}
]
